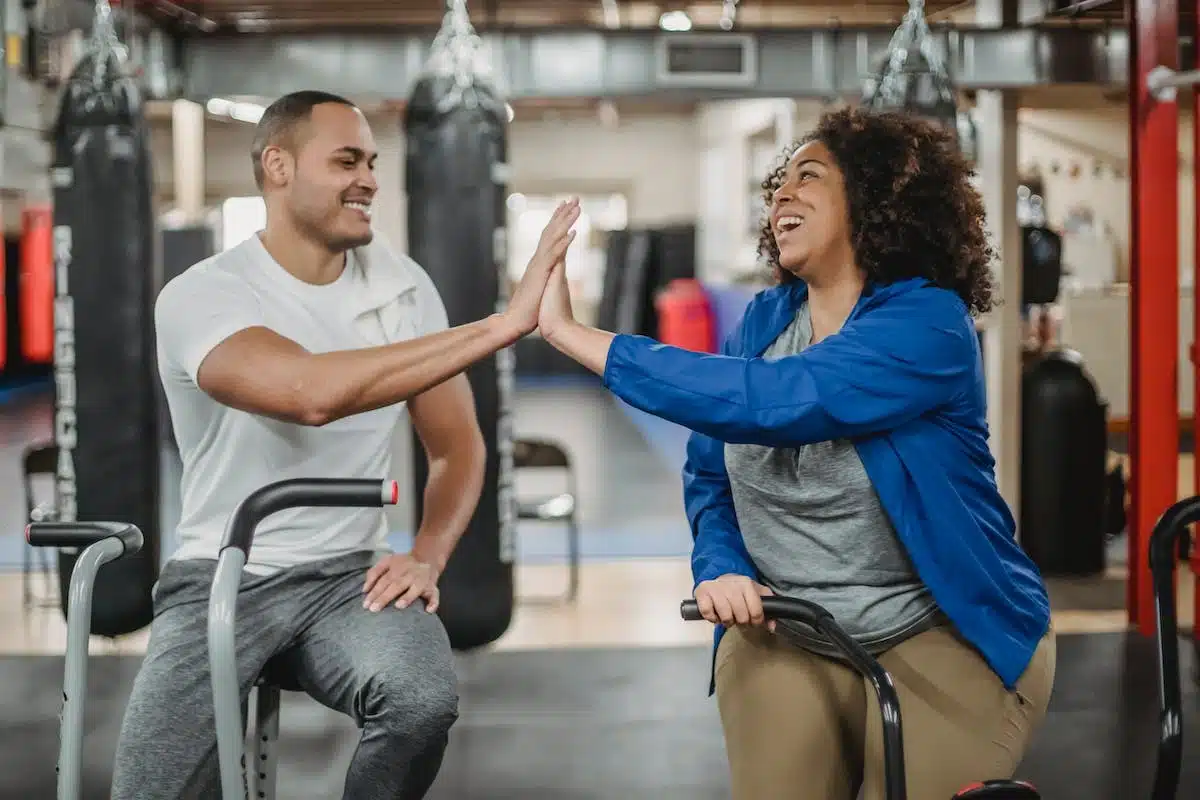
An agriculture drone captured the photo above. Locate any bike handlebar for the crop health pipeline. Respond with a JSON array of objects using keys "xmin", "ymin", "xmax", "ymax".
[
  {"xmin": 681, "ymin": 596, "xmax": 832, "ymax": 627},
  {"xmin": 1147, "ymin": 495, "xmax": 1200, "ymax": 800},
  {"xmin": 219, "ymin": 478, "xmax": 399, "ymax": 557},
  {"xmin": 680, "ymin": 596, "xmax": 907, "ymax": 800},
  {"xmin": 25, "ymin": 521, "xmax": 143, "ymax": 556},
  {"xmin": 211, "ymin": 477, "xmax": 399, "ymax": 800}
]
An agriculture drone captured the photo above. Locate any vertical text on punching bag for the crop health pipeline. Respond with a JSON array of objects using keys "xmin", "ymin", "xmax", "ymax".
[{"xmin": 51, "ymin": 165, "xmax": 77, "ymax": 523}]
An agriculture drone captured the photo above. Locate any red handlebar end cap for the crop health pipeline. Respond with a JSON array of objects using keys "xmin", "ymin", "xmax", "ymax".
[
  {"xmin": 23, "ymin": 524, "xmax": 30, "ymax": 543},
  {"xmin": 389, "ymin": 480, "xmax": 399, "ymax": 505}
]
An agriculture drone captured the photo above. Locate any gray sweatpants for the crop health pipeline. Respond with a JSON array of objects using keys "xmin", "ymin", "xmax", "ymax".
[{"xmin": 110, "ymin": 550, "xmax": 459, "ymax": 800}]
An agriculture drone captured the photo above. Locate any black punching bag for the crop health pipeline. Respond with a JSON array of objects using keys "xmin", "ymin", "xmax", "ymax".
[
  {"xmin": 51, "ymin": 44, "xmax": 161, "ymax": 636},
  {"xmin": 404, "ymin": 39, "xmax": 515, "ymax": 649},
  {"xmin": 1021, "ymin": 225, "xmax": 1064, "ymax": 306},
  {"xmin": 1019, "ymin": 350, "xmax": 1108, "ymax": 576}
]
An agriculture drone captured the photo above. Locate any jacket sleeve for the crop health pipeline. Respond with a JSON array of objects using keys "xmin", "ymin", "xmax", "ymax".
[
  {"xmin": 679, "ymin": 313, "xmax": 759, "ymax": 588},
  {"xmin": 602, "ymin": 290, "xmax": 976, "ymax": 448}
]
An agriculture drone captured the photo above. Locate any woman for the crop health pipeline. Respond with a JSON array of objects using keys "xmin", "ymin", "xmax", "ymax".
[{"xmin": 534, "ymin": 106, "xmax": 1055, "ymax": 800}]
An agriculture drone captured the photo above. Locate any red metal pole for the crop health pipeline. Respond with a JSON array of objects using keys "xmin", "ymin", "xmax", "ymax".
[
  {"xmin": 1129, "ymin": 0, "xmax": 1179, "ymax": 636},
  {"xmin": 1193, "ymin": 4, "xmax": 1200, "ymax": 647}
]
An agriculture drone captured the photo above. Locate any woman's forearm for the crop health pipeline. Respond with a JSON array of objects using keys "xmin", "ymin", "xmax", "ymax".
[{"xmin": 543, "ymin": 321, "xmax": 616, "ymax": 375}]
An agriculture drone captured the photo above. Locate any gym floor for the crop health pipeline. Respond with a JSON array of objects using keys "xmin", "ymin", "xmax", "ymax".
[{"xmin": 0, "ymin": 379, "xmax": 1197, "ymax": 799}]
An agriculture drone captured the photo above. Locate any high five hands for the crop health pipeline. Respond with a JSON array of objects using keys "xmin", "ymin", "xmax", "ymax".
[
  {"xmin": 503, "ymin": 196, "xmax": 614, "ymax": 374},
  {"xmin": 504, "ymin": 198, "xmax": 580, "ymax": 338}
]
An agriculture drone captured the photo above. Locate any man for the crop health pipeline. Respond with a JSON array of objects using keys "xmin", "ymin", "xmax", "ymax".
[{"xmin": 110, "ymin": 90, "xmax": 579, "ymax": 799}]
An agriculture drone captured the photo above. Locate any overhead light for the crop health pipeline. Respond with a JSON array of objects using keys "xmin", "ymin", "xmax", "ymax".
[
  {"xmin": 600, "ymin": 0, "xmax": 620, "ymax": 28},
  {"xmin": 205, "ymin": 97, "xmax": 266, "ymax": 124},
  {"xmin": 659, "ymin": 10, "xmax": 692, "ymax": 32}
]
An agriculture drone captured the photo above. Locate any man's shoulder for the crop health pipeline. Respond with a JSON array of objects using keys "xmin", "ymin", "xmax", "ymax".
[
  {"xmin": 155, "ymin": 242, "xmax": 261, "ymax": 326},
  {"xmin": 162, "ymin": 240, "xmax": 257, "ymax": 297}
]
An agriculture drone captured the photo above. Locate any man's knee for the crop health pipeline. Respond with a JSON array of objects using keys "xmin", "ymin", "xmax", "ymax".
[{"xmin": 365, "ymin": 663, "xmax": 459, "ymax": 741}]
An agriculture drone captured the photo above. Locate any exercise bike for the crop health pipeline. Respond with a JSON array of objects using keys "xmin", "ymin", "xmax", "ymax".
[
  {"xmin": 28, "ymin": 477, "xmax": 398, "ymax": 799},
  {"xmin": 678, "ymin": 489, "xmax": 1196, "ymax": 800},
  {"xmin": 679, "ymin": 596, "xmax": 1040, "ymax": 800}
]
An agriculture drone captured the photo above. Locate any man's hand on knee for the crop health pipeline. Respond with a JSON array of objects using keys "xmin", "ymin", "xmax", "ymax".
[{"xmin": 363, "ymin": 554, "xmax": 440, "ymax": 613}]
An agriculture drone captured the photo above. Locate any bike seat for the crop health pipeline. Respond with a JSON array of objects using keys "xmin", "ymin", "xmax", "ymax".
[
  {"xmin": 952, "ymin": 779, "xmax": 1041, "ymax": 799},
  {"xmin": 256, "ymin": 656, "xmax": 303, "ymax": 693}
]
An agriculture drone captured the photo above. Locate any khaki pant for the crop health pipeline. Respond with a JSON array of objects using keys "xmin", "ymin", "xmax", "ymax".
[{"xmin": 714, "ymin": 621, "xmax": 1056, "ymax": 800}]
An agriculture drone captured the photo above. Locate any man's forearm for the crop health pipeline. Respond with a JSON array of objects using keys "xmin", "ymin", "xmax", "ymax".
[
  {"xmin": 308, "ymin": 314, "xmax": 520, "ymax": 424},
  {"xmin": 410, "ymin": 434, "xmax": 487, "ymax": 571}
]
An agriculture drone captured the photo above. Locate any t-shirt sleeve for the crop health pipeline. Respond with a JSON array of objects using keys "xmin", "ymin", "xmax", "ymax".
[{"xmin": 155, "ymin": 269, "xmax": 265, "ymax": 384}]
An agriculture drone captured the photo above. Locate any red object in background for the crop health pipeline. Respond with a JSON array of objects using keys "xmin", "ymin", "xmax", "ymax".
[
  {"xmin": 21, "ymin": 206, "xmax": 53, "ymax": 364},
  {"xmin": 656, "ymin": 279, "xmax": 716, "ymax": 353}
]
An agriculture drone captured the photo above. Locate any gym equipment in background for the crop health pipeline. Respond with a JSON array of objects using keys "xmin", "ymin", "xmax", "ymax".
[
  {"xmin": 19, "ymin": 205, "xmax": 53, "ymax": 365},
  {"xmin": 49, "ymin": 0, "xmax": 160, "ymax": 637},
  {"xmin": 614, "ymin": 229, "xmax": 654, "ymax": 336},
  {"xmin": 1021, "ymin": 224, "xmax": 1064, "ymax": 306},
  {"xmin": 656, "ymin": 279, "xmax": 716, "ymax": 353},
  {"xmin": 404, "ymin": 0, "xmax": 515, "ymax": 650},
  {"xmin": 1020, "ymin": 349, "xmax": 1108, "ymax": 576}
]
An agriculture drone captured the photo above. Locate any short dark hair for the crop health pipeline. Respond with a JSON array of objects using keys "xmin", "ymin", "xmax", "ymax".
[
  {"xmin": 757, "ymin": 106, "xmax": 997, "ymax": 316},
  {"xmin": 250, "ymin": 90, "xmax": 357, "ymax": 190}
]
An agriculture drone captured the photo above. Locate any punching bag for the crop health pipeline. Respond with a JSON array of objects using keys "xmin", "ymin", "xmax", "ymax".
[
  {"xmin": 1021, "ymin": 225, "xmax": 1063, "ymax": 306},
  {"xmin": 50, "ymin": 32, "xmax": 160, "ymax": 637},
  {"xmin": 1019, "ymin": 350, "xmax": 1108, "ymax": 576},
  {"xmin": 404, "ymin": 1, "xmax": 514, "ymax": 650}
]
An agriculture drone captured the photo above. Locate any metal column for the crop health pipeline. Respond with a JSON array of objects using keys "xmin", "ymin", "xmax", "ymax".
[
  {"xmin": 976, "ymin": 0, "xmax": 1022, "ymax": 526},
  {"xmin": 1129, "ymin": 0, "xmax": 1179, "ymax": 636},
  {"xmin": 171, "ymin": 99, "xmax": 206, "ymax": 221}
]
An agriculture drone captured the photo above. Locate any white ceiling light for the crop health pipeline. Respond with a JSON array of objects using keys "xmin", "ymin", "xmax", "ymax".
[
  {"xmin": 205, "ymin": 97, "xmax": 266, "ymax": 124},
  {"xmin": 659, "ymin": 10, "xmax": 692, "ymax": 31}
]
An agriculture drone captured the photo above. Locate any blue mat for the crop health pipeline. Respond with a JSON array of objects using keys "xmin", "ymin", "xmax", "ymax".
[{"xmin": 0, "ymin": 376, "xmax": 51, "ymax": 404}]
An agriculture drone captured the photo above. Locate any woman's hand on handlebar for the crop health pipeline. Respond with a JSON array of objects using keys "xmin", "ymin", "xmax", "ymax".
[{"xmin": 694, "ymin": 574, "xmax": 776, "ymax": 632}]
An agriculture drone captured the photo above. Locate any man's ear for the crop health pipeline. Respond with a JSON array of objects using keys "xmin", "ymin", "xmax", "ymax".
[{"xmin": 260, "ymin": 145, "xmax": 293, "ymax": 188}]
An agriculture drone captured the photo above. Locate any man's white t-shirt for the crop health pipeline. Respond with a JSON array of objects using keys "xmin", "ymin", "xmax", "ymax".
[{"xmin": 154, "ymin": 232, "xmax": 449, "ymax": 574}]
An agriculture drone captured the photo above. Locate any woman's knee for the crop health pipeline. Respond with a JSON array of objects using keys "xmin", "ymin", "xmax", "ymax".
[{"xmin": 863, "ymin": 624, "xmax": 1055, "ymax": 798}]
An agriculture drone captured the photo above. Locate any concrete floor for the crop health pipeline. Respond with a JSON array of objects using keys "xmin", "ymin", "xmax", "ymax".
[{"xmin": 0, "ymin": 381, "xmax": 1198, "ymax": 798}]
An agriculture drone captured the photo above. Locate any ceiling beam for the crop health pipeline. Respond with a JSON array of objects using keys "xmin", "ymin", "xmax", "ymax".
[{"xmin": 178, "ymin": 24, "xmax": 1132, "ymax": 103}]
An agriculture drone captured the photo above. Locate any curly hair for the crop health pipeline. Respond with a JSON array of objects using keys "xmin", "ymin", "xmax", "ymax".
[{"xmin": 757, "ymin": 106, "xmax": 997, "ymax": 316}]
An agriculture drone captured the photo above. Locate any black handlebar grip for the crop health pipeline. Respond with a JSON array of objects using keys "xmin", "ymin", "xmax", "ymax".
[
  {"xmin": 221, "ymin": 478, "xmax": 399, "ymax": 557},
  {"xmin": 680, "ymin": 596, "xmax": 833, "ymax": 628},
  {"xmin": 25, "ymin": 521, "xmax": 144, "ymax": 556}
]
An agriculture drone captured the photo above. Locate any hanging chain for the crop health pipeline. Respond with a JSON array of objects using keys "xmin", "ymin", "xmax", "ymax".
[
  {"xmin": 424, "ymin": 0, "xmax": 501, "ymax": 109},
  {"xmin": 869, "ymin": 0, "xmax": 954, "ymax": 110},
  {"xmin": 88, "ymin": 0, "xmax": 129, "ymax": 85}
]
